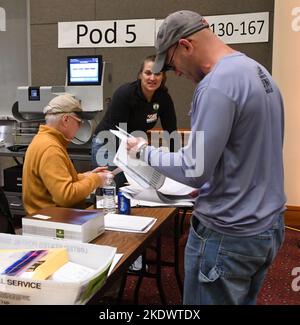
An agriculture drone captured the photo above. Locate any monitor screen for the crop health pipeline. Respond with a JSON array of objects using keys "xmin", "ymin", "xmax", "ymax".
[{"xmin": 67, "ymin": 55, "xmax": 103, "ymax": 86}]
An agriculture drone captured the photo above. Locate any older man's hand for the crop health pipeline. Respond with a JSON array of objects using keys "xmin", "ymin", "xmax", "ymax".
[{"xmin": 83, "ymin": 166, "xmax": 108, "ymax": 177}]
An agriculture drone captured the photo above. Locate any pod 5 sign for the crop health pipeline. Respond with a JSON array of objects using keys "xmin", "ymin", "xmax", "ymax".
[
  {"xmin": 58, "ymin": 13, "xmax": 269, "ymax": 48},
  {"xmin": 58, "ymin": 19, "xmax": 155, "ymax": 48}
]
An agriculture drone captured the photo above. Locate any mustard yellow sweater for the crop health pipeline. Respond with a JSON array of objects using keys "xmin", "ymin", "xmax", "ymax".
[{"xmin": 22, "ymin": 125, "xmax": 102, "ymax": 215}]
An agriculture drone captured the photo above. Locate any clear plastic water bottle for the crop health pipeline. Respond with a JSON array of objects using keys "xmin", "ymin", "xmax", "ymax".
[{"xmin": 102, "ymin": 173, "xmax": 116, "ymax": 213}]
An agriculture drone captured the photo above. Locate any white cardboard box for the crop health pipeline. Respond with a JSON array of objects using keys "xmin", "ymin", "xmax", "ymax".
[
  {"xmin": 0, "ymin": 233, "xmax": 116, "ymax": 305},
  {"xmin": 22, "ymin": 207, "xmax": 105, "ymax": 243}
]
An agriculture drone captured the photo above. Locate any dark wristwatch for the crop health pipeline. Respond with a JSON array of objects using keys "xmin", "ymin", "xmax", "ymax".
[{"xmin": 136, "ymin": 143, "xmax": 147, "ymax": 159}]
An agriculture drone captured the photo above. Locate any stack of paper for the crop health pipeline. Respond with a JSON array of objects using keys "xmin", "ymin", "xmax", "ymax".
[
  {"xmin": 104, "ymin": 213, "xmax": 156, "ymax": 233},
  {"xmin": 110, "ymin": 126, "xmax": 196, "ymax": 207},
  {"xmin": 111, "ymin": 128, "xmax": 165, "ymax": 189},
  {"xmin": 49, "ymin": 261, "xmax": 97, "ymax": 282},
  {"xmin": 120, "ymin": 175, "xmax": 195, "ymax": 207}
]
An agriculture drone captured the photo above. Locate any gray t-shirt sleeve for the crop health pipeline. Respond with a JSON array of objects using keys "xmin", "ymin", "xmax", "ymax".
[{"xmin": 143, "ymin": 87, "xmax": 236, "ymax": 188}]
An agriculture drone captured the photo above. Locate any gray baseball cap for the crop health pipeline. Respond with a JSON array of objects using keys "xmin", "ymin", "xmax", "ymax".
[{"xmin": 153, "ymin": 10, "xmax": 209, "ymax": 73}]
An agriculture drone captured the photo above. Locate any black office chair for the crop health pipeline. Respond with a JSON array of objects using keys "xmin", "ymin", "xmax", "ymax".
[{"xmin": 0, "ymin": 187, "xmax": 15, "ymax": 234}]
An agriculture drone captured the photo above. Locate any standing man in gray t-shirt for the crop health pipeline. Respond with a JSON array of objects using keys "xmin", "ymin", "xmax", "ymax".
[{"xmin": 128, "ymin": 10, "xmax": 286, "ymax": 305}]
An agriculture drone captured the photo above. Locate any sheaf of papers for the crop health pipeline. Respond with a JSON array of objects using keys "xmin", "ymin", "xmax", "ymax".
[
  {"xmin": 110, "ymin": 126, "xmax": 196, "ymax": 207},
  {"xmin": 49, "ymin": 261, "xmax": 97, "ymax": 282},
  {"xmin": 49, "ymin": 254, "xmax": 124, "ymax": 282},
  {"xmin": 104, "ymin": 213, "xmax": 156, "ymax": 233},
  {"xmin": 159, "ymin": 177, "xmax": 196, "ymax": 196},
  {"xmin": 96, "ymin": 196, "xmax": 169, "ymax": 208},
  {"xmin": 121, "ymin": 186, "xmax": 194, "ymax": 207},
  {"xmin": 120, "ymin": 174, "xmax": 195, "ymax": 207},
  {"xmin": 110, "ymin": 129, "xmax": 132, "ymax": 142},
  {"xmin": 111, "ymin": 128, "xmax": 165, "ymax": 189}
]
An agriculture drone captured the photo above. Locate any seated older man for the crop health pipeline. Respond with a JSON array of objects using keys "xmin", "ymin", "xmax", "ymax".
[{"xmin": 22, "ymin": 93, "xmax": 110, "ymax": 215}]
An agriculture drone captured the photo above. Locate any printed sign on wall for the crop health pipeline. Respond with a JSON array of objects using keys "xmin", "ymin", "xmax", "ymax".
[
  {"xmin": 206, "ymin": 12, "xmax": 269, "ymax": 44},
  {"xmin": 59, "ymin": 12, "xmax": 269, "ymax": 48},
  {"xmin": 58, "ymin": 19, "xmax": 155, "ymax": 48}
]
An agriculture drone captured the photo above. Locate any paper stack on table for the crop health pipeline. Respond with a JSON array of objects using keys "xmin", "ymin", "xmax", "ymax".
[
  {"xmin": 104, "ymin": 213, "xmax": 156, "ymax": 233},
  {"xmin": 120, "ymin": 174, "xmax": 195, "ymax": 207}
]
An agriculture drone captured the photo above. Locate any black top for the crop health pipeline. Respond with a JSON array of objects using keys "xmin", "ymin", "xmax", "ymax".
[{"xmin": 95, "ymin": 80, "xmax": 177, "ymax": 135}]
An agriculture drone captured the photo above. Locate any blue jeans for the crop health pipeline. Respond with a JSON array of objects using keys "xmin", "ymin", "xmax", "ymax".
[
  {"xmin": 91, "ymin": 135, "xmax": 127, "ymax": 190},
  {"xmin": 183, "ymin": 214, "xmax": 285, "ymax": 305}
]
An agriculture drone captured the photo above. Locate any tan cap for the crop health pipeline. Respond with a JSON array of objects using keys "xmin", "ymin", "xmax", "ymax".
[{"xmin": 43, "ymin": 93, "xmax": 93, "ymax": 119}]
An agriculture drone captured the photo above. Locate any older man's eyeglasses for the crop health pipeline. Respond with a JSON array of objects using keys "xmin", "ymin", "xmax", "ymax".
[
  {"xmin": 163, "ymin": 43, "xmax": 179, "ymax": 71},
  {"xmin": 68, "ymin": 114, "xmax": 83, "ymax": 126}
]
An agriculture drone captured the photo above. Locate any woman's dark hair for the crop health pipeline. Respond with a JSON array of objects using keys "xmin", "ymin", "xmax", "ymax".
[{"xmin": 137, "ymin": 55, "xmax": 167, "ymax": 90}]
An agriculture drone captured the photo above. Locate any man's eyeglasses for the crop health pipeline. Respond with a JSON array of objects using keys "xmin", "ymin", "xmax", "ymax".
[
  {"xmin": 162, "ymin": 43, "xmax": 179, "ymax": 71},
  {"xmin": 68, "ymin": 114, "xmax": 83, "ymax": 126}
]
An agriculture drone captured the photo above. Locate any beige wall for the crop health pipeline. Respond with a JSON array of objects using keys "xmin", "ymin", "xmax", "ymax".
[
  {"xmin": 273, "ymin": 0, "xmax": 300, "ymax": 205},
  {"xmin": 30, "ymin": 0, "xmax": 274, "ymax": 129}
]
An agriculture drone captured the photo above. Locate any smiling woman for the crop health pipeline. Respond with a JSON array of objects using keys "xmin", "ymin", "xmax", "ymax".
[
  {"xmin": 91, "ymin": 54, "xmax": 178, "ymax": 190},
  {"xmin": 139, "ymin": 58, "xmax": 164, "ymax": 102}
]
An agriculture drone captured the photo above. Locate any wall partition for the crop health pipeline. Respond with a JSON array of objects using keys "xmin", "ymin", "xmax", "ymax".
[
  {"xmin": 273, "ymin": 0, "xmax": 300, "ymax": 209},
  {"xmin": 0, "ymin": 0, "xmax": 30, "ymax": 117},
  {"xmin": 29, "ymin": 0, "xmax": 274, "ymax": 128}
]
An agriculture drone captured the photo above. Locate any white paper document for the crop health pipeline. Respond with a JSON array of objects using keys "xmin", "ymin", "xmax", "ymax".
[
  {"xmin": 130, "ymin": 199, "xmax": 174, "ymax": 207},
  {"xmin": 111, "ymin": 127, "xmax": 165, "ymax": 189},
  {"xmin": 49, "ymin": 261, "xmax": 97, "ymax": 282},
  {"xmin": 108, "ymin": 253, "xmax": 123, "ymax": 276},
  {"xmin": 110, "ymin": 129, "xmax": 132, "ymax": 142},
  {"xmin": 120, "ymin": 185, "xmax": 194, "ymax": 207},
  {"xmin": 159, "ymin": 177, "xmax": 196, "ymax": 196},
  {"xmin": 111, "ymin": 126, "xmax": 196, "ymax": 207},
  {"xmin": 104, "ymin": 213, "xmax": 156, "ymax": 233},
  {"xmin": 120, "ymin": 173, "xmax": 195, "ymax": 207}
]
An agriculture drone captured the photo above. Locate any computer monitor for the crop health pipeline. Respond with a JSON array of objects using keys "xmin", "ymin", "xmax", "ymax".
[{"xmin": 67, "ymin": 55, "xmax": 103, "ymax": 86}]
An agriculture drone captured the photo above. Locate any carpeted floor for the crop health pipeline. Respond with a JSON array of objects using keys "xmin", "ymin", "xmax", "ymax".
[
  {"xmin": 257, "ymin": 226, "xmax": 300, "ymax": 305},
  {"xmin": 121, "ymin": 217, "xmax": 300, "ymax": 305}
]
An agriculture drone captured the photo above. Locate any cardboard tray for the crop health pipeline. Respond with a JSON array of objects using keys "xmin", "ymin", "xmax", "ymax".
[{"xmin": 0, "ymin": 233, "xmax": 116, "ymax": 305}]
